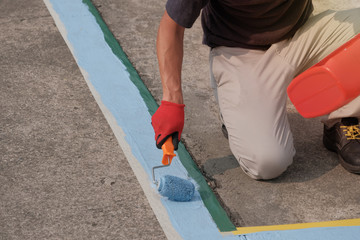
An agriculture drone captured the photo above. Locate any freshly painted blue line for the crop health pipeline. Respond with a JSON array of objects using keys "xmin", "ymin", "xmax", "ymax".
[
  {"xmin": 46, "ymin": 0, "xmax": 237, "ymax": 239},
  {"xmin": 46, "ymin": 0, "xmax": 360, "ymax": 239}
]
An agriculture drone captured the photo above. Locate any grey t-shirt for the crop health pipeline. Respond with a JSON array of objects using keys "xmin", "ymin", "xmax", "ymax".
[{"xmin": 166, "ymin": 0, "xmax": 313, "ymax": 49}]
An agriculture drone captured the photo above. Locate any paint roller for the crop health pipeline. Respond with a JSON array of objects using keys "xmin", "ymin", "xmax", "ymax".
[
  {"xmin": 152, "ymin": 137, "xmax": 195, "ymax": 202},
  {"xmin": 287, "ymin": 33, "xmax": 360, "ymax": 118}
]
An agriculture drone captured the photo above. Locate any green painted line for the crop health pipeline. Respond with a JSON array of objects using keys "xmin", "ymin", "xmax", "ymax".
[
  {"xmin": 82, "ymin": 0, "xmax": 158, "ymax": 116},
  {"xmin": 177, "ymin": 144, "xmax": 236, "ymax": 231},
  {"xmin": 82, "ymin": 0, "xmax": 236, "ymax": 232}
]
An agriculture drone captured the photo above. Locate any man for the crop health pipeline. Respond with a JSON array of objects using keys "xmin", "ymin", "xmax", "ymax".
[{"xmin": 151, "ymin": 0, "xmax": 360, "ymax": 180}]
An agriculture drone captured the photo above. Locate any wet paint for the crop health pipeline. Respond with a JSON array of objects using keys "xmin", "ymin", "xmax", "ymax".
[
  {"xmin": 81, "ymin": 0, "xmax": 235, "ymax": 231},
  {"xmin": 43, "ymin": 0, "xmax": 237, "ymax": 239}
]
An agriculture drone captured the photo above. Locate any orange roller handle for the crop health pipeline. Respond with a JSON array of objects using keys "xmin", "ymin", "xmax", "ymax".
[{"xmin": 161, "ymin": 137, "xmax": 176, "ymax": 165}]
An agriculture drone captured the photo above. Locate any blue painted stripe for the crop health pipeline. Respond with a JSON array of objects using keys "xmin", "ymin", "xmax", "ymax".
[{"xmin": 45, "ymin": 0, "xmax": 238, "ymax": 239}]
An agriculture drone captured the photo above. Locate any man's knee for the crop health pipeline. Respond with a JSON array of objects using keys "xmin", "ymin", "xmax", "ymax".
[{"xmin": 237, "ymin": 146, "xmax": 294, "ymax": 180}]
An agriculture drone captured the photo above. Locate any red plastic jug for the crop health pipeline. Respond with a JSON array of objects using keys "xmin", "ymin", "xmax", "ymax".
[{"xmin": 287, "ymin": 34, "xmax": 360, "ymax": 118}]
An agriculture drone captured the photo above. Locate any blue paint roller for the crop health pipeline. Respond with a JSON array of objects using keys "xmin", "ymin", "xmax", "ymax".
[{"xmin": 152, "ymin": 137, "xmax": 195, "ymax": 202}]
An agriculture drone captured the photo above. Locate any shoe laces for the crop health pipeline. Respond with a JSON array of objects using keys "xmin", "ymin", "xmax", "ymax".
[{"xmin": 341, "ymin": 124, "xmax": 360, "ymax": 140}]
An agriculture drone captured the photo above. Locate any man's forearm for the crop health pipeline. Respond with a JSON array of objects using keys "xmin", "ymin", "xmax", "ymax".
[{"xmin": 156, "ymin": 11, "xmax": 185, "ymax": 104}]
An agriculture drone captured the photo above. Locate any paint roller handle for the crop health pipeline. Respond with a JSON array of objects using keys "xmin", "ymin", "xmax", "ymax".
[{"xmin": 162, "ymin": 137, "xmax": 176, "ymax": 165}]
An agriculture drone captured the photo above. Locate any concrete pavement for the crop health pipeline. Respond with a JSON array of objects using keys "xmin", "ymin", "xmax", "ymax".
[
  {"xmin": 0, "ymin": 0, "xmax": 166, "ymax": 239},
  {"xmin": 1, "ymin": 0, "xmax": 360, "ymax": 239}
]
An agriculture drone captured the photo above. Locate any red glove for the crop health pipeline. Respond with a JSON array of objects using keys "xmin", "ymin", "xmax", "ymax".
[{"xmin": 151, "ymin": 101, "xmax": 185, "ymax": 150}]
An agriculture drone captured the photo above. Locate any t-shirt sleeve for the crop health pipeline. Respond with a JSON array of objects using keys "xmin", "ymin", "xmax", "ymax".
[{"xmin": 166, "ymin": 0, "xmax": 209, "ymax": 28}]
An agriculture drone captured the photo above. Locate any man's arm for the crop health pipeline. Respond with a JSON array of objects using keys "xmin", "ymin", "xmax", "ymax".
[
  {"xmin": 157, "ymin": 10, "xmax": 185, "ymax": 104},
  {"xmin": 151, "ymin": 11, "xmax": 186, "ymax": 149}
]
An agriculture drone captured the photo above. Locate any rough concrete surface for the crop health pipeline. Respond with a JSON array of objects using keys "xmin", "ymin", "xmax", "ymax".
[
  {"xmin": 2, "ymin": 1, "xmax": 360, "ymax": 240},
  {"xmin": 93, "ymin": 0, "xmax": 360, "ymax": 227},
  {"xmin": 0, "ymin": 0, "xmax": 166, "ymax": 239}
]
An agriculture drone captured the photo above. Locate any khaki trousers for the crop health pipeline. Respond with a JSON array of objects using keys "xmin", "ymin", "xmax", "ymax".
[{"xmin": 209, "ymin": 9, "xmax": 360, "ymax": 180}]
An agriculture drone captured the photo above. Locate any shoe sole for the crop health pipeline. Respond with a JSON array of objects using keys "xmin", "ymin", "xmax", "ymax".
[{"xmin": 323, "ymin": 134, "xmax": 360, "ymax": 174}]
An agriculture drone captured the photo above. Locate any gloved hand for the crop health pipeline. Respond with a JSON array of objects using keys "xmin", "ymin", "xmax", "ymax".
[{"xmin": 151, "ymin": 101, "xmax": 185, "ymax": 150}]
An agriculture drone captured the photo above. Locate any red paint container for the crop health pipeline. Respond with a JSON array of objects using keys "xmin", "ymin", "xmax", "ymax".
[{"xmin": 287, "ymin": 34, "xmax": 360, "ymax": 118}]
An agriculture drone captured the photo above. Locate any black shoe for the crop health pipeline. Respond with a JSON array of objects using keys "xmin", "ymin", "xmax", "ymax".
[
  {"xmin": 222, "ymin": 124, "xmax": 228, "ymax": 139},
  {"xmin": 323, "ymin": 117, "xmax": 360, "ymax": 173}
]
